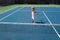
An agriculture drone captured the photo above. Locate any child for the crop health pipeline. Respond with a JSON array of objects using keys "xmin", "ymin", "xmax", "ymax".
[
  {"xmin": 31, "ymin": 6, "xmax": 35, "ymax": 23},
  {"xmin": 31, "ymin": 6, "xmax": 45, "ymax": 24}
]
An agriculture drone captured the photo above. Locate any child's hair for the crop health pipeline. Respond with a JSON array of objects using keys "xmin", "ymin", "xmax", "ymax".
[
  {"xmin": 32, "ymin": 6, "xmax": 34, "ymax": 8},
  {"xmin": 31, "ymin": 6, "xmax": 35, "ymax": 11}
]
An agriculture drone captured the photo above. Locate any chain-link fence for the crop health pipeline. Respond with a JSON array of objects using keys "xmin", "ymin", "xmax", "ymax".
[{"xmin": 0, "ymin": 0, "xmax": 60, "ymax": 5}]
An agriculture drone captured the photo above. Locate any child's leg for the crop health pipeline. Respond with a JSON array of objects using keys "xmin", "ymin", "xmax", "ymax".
[{"xmin": 32, "ymin": 19, "xmax": 35, "ymax": 23}]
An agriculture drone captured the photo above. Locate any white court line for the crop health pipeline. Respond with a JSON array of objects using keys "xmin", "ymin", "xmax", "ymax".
[
  {"xmin": 42, "ymin": 11, "xmax": 60, "ymax": 38},
  {"xmin": 0, "ymin": 6, "xmax": 20, "ymax": 14},
  {"xmin": 0, "ymin": 7, "xmax": 24, "ymax": 21},
  {"xmin": 36, "ymin": 11, "xmax": 60, "ymax": 12}
]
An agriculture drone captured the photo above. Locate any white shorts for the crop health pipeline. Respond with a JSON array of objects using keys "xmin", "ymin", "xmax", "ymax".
[
  {"xmin": 32, "ymin": 16, "xmax": 34, "ymax": 20},
  {"xmin": 32, "ymin": 11, "xmax": 34, "ymax": 20}
]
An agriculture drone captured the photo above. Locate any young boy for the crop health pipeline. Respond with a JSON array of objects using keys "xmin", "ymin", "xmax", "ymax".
[
  {"xmin": 31, "ymin": 6, "xmax": 45, "ymax": 23},
  {"xmin": 31, "ymin": 6, "xmax": 35, "ymax": 23}
]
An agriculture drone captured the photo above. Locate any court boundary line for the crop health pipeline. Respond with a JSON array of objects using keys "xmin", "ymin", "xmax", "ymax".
[
  {"xmin": 0, "ymin": 7, "xmax": 24, "ymax": 21},
  {"xmin": 36, "ymin": 11, "xmax": 60, "ymax": 12},
  {"xmin": 0, "ymin": 6, "xmax": 20, "ymax": 14},
  {"xmin": 0, "ymin": 22, "xmax": 60, "ymax": 26},
  {"xmin": 42, "ymin": 11, "xmax": 60, "ymax": 38}
]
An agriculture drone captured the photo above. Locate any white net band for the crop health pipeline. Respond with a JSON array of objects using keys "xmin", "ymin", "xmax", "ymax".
[{"xmin": 0, "ymin": 22, "xmax": 60, "ymax": 26}]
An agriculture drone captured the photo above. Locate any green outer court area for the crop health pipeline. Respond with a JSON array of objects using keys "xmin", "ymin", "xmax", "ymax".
[
  {"xmin": 0, "ymin": 4, "xmax": 60, "ymax": 14},
  {"xmin": 0, "ymin": 4, "xmax": 20, "ymax": 13}
]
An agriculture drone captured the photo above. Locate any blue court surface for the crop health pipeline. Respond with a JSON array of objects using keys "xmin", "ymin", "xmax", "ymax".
[{"xmin": 0, "ymin": 6, "xmax": 60, "ymax": 40}]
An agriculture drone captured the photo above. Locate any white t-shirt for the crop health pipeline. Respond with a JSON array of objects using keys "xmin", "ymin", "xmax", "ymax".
[{"xmin": 32, "ymin": 11, "xmax": 34, "ymax": 19}]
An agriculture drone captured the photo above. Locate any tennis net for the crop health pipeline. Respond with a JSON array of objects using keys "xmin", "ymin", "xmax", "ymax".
[{"xmin": 0, "ymin": 22, "xmax": 60, "ymax": 26}]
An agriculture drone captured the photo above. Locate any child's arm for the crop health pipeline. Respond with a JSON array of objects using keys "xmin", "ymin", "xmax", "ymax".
[{"xmin": 34, "ymin": 11, "xmax": 38, "ymax": 16}]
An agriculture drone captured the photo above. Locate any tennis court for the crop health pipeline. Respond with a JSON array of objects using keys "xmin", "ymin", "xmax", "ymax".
[{"xmin": 0, "ymin": 5, "xmax": 60, "ymax": 40}]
